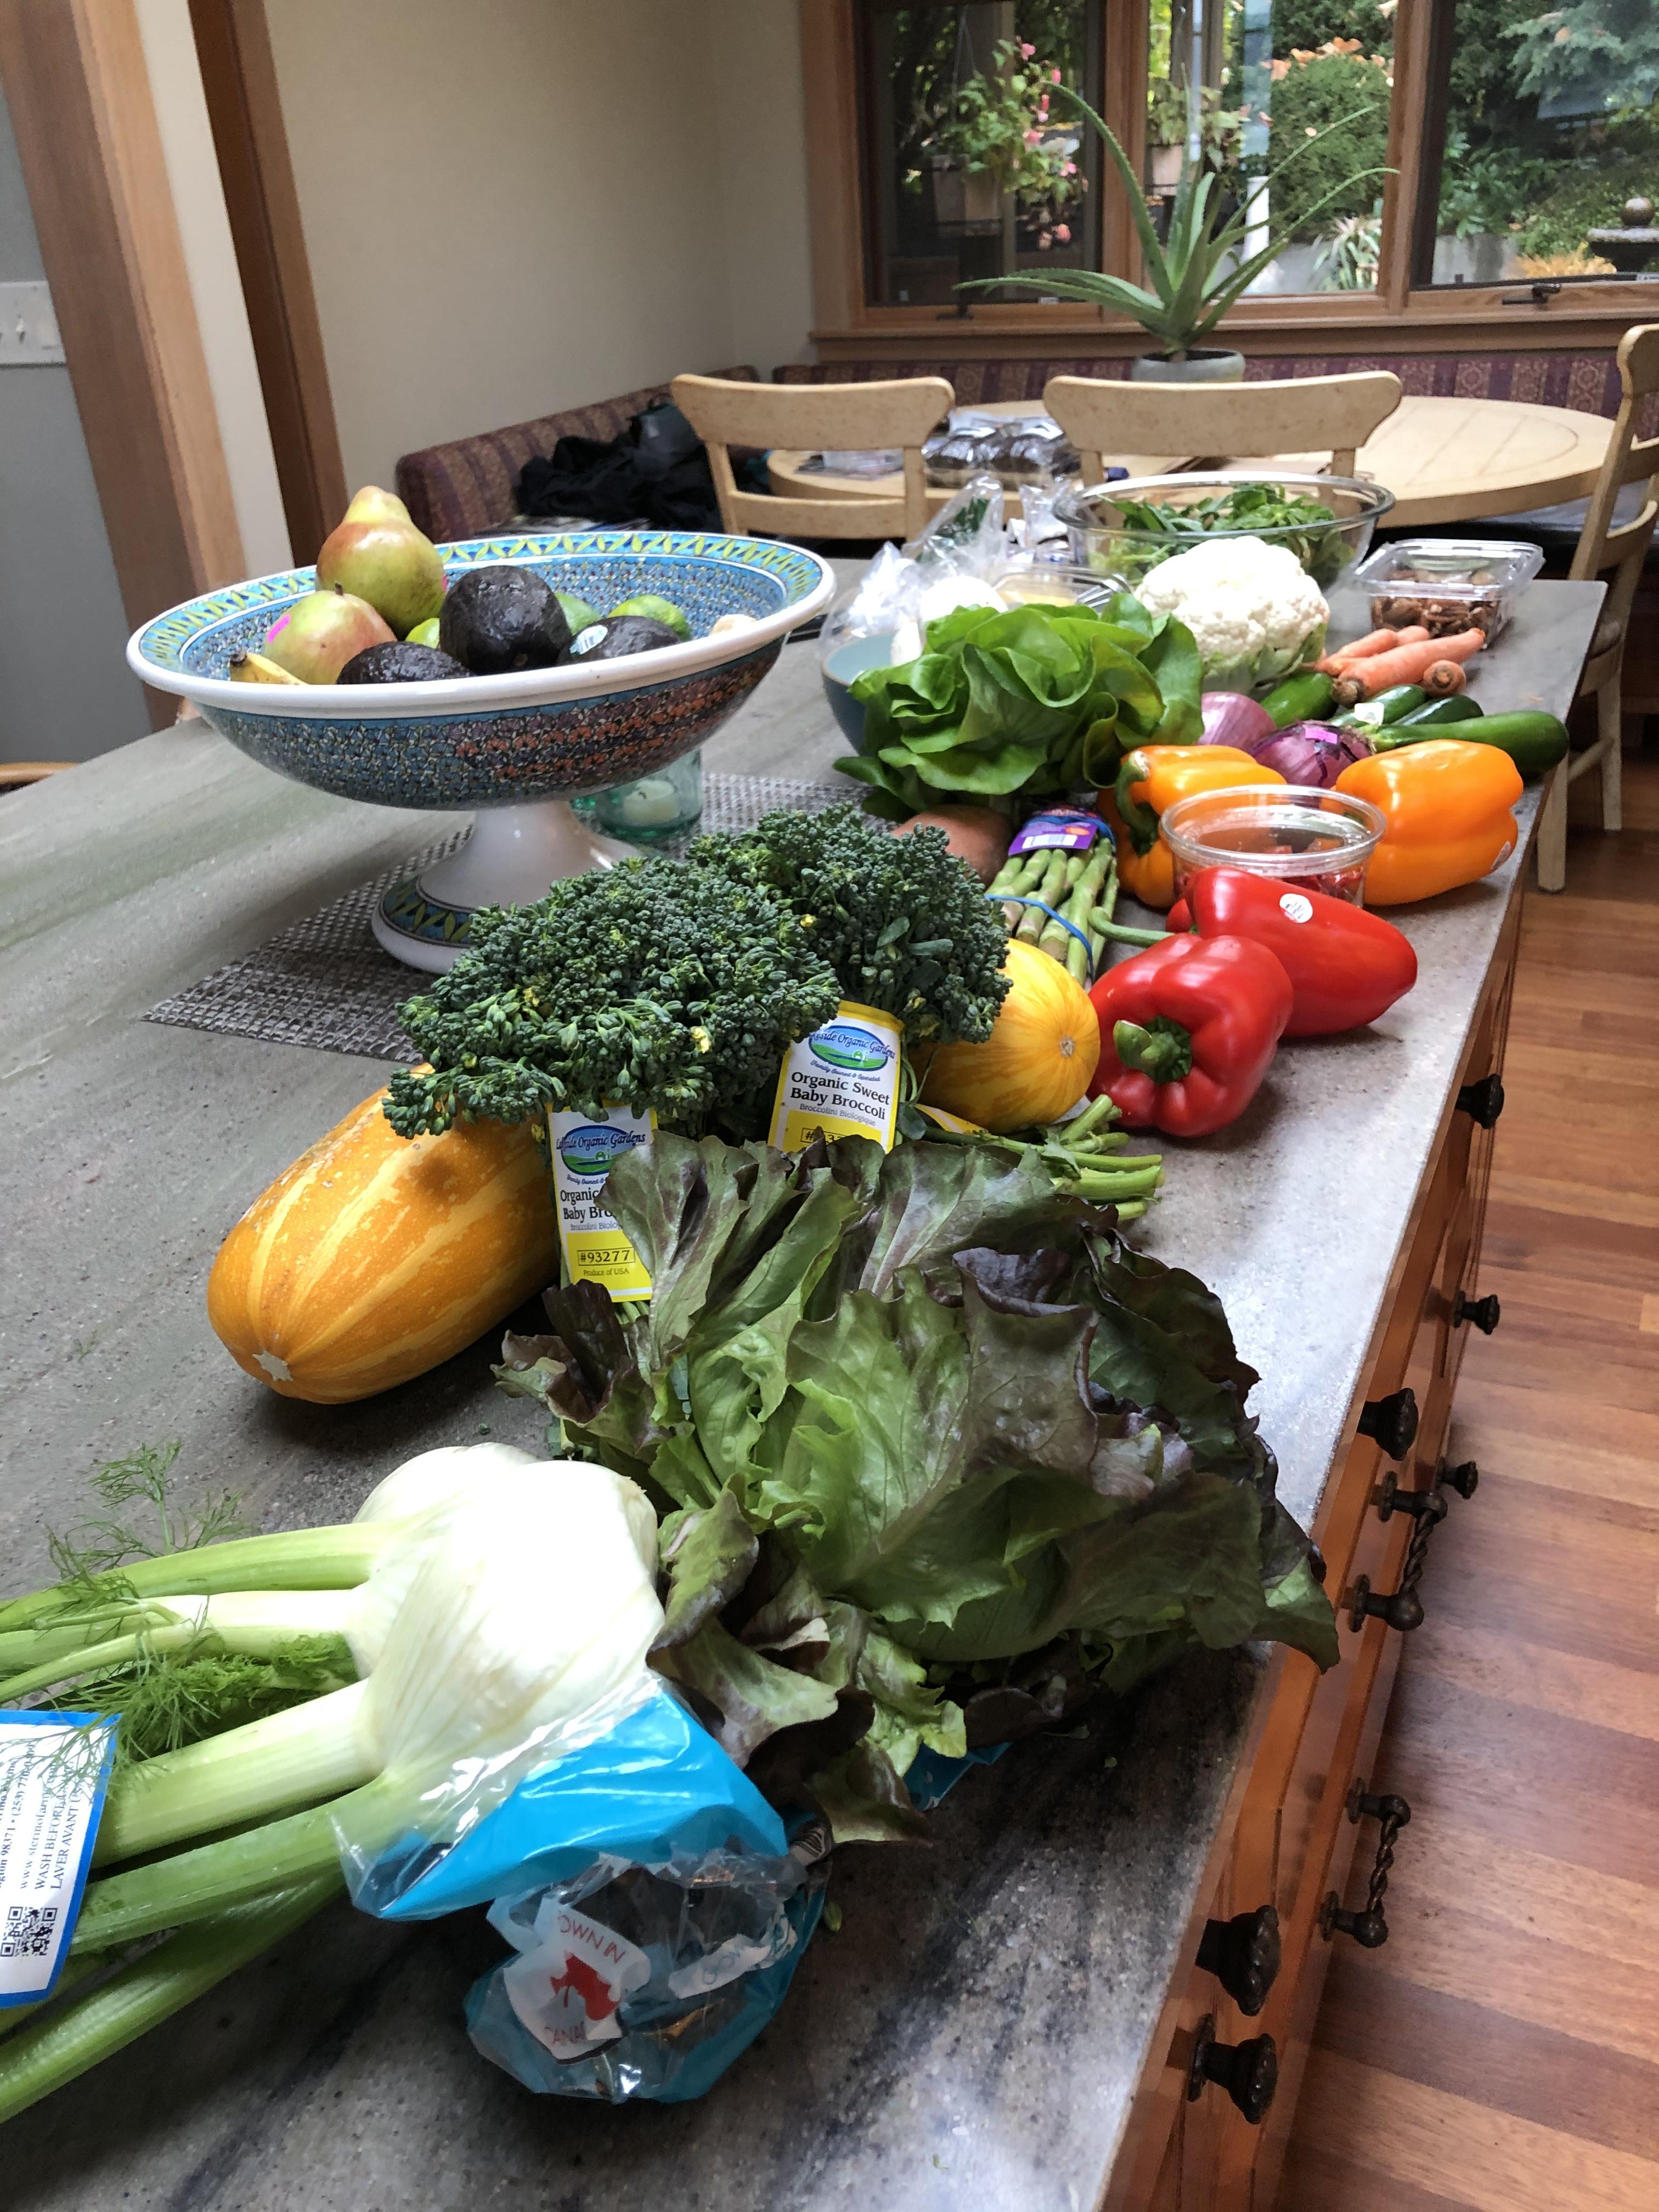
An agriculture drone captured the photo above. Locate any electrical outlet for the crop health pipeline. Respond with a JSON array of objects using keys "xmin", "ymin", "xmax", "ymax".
[{"xmin": 0, "ymin": 281, "xmax": 65, "ymax": 366}]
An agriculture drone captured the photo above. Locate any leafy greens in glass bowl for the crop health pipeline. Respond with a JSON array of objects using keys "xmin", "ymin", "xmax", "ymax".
[{"xmin": 1056, "ymin": 472, "xmax": 1395, "ymax": 591}]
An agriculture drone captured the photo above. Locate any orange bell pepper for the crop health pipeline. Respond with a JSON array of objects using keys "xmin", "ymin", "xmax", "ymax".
[
  {"xmin": 1099, "ymin": 747, "xmax": 1285, "ymax": 912},
  {"xmin": 1334, "ymin": 740, "xmax": 1523, "ymax": 906}
]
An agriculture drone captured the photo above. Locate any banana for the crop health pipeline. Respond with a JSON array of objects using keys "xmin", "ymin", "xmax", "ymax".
[{"xmin": 229, "ymin": 650, "xmax": 307, "ymax": 685}]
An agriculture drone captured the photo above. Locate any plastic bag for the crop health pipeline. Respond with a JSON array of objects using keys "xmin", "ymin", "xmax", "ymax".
[{"xmin": 465, "ymin": 1822, "xmax": 828, "ymax": 2103}]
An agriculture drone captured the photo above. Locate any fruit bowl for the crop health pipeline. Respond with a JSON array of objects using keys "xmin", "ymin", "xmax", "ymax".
[{"xmin": 129, "ymin": 529, "xmax": 835, "ymax": 970}]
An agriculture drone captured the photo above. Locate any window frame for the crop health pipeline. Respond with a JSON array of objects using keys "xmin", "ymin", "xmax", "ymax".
[{"xmin": 800, "ymin": 0, "xmax": 1659, "ymax": 360}]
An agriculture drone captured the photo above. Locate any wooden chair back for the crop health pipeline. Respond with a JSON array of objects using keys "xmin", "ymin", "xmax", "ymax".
[
  {"xmin": 1570, "ymin": 324, "xmax": 1659, "ymax": 657},
  {"xmin": 1043, "ymin": 370, "xmax": 1403, "ymax": 482},
  {"xmin": 672, "ymin": 373, "xmax": 953, "ymax": 540}
]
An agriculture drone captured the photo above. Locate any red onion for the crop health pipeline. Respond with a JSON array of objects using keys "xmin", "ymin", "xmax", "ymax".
[
  {"xmin": 1199, "ymin": 690, "xmax": 1276, "ymax": 752},
  {"xmin": 1250, "ymin": 720, "xmax": 1373, "ymax": 788}
]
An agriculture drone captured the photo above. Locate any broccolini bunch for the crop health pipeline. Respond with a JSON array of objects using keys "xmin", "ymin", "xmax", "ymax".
[
  {"xmin": 385, "ymin": 857, "xmax": 840, "ymax": 1139},
  {"xmin": 691, "ymin": 805, "xmax": 1009, "ymax": 1046}
]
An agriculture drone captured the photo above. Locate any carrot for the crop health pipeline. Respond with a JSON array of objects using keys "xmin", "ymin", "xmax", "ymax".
[
  {"xmin": 1341, "ymin": 629, "xmax": 1486, "ymax": 697},
  {"xmin": 1314, "ymin": 628, "xmax": 1399, "ymax": 672},
  {"xmin": 1421, "ymin": 659, "xmax": 1468, "ymax": 697},
  {"xmin": 1395, "ymin": 625, "xmax": 1432, "ymax": 646}
]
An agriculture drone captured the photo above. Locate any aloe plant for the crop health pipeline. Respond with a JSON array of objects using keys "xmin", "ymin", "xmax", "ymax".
[{"xmin": 962, "ymin": 86, "xmax": 1387, "ymax": 358}]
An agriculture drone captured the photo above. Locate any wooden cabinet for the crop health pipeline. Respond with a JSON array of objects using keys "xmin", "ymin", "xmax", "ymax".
[{"xmin": 1114, "ymin": 899, "xmax": 1522, "ymax": 2212}]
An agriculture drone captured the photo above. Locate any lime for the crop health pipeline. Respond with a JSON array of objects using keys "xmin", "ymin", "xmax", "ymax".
[
  {"xmin": 555, "ymin": 592, "xmax": 603, "ymax": 638},
  {"xmin": 608, "ymin": 592, "xmax": 691, "ymax": 641}
]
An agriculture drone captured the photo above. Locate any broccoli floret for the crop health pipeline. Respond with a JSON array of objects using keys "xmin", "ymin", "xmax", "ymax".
[
  {"xmin": 385, "ymin": 856, "xmax": 841, "ymax": 1139},
  {"xmin": 690, "ymin": 805, "xmax": 1009, "ymax": 1046}
]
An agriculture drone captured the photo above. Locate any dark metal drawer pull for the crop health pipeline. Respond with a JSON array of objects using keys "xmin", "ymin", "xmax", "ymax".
[
  {"xmin": 1358, "ymin": 1387, "xmax": 1418, "ymax": 1459},
  {"xmin": 1347, "ymin": 1575, "xmax": 1425, "ymax": 1633},
  {"xmin": 1375, "ymin": 1458, "xmax": 1477, "ymax": 1523},
  {"xmin": 1439, "ymin": 1457, "xmax": 1480, "ymax": 1499},
  {"xmin": 1455, "ymin": 1072, "xmax": 1504, "ymax": 1127},
  {"xmin": 1453, "ymin": 1291, "xmax": 1500, "ymax": 1334},
  {"xmin": 1321, "ymin": 1781, "xmax": 1411, "ymax": 1949},
  {"xmin": 1197, "ymin": 1905, "xmax": 1280, "ymax": 2017},
  {"xmin": 1187, "ymin": 2013, "xmax": 1278, "ymax": 2123}
]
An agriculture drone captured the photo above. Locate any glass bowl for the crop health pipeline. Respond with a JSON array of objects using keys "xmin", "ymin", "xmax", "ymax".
[
  {"xmin": 1054, "ymin": 472, "xmax": 1396, "ymax": 591},
  {"xmin": 1160, "ymin": 785, "xmax": 1388, "ymax": 907}
]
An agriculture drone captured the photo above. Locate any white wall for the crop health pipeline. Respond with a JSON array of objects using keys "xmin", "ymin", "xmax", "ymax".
[
  {"xmin": 264, "ymin": 0, "xmax": 816, "ymax": 492},
  {"xmin": 134, "ymin": 0, "xmax": 292, "ymax": 577}
]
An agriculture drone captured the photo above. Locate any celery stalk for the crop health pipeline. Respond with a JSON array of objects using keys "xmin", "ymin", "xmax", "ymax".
[
  {"xmin": 73, "ymin": 1803, "xmax": 345, "ymax": 1952},
  {"xmin": 0, "ymin": 1874, "xmax": 341, "ymax": 2125},
  {"xmin": 93, "ymin": 1683, "xmax": 375, "ymax": 1866},
  {"xmin": 0, "ymin": 1952, "xmax": 108, "ymax": 2047}
]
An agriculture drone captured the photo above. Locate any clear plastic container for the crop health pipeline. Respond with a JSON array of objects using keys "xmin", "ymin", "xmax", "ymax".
[
  {"xmin": 1352, "ymin": 539, "xmax": 1544, "ymax": 642},
  {"xmin": 1160, "ymin": 785, "xmax": 1388, "ymax": 908}
]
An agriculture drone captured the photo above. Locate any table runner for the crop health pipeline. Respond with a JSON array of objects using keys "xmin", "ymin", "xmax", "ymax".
[{"xmin": 146, "ymin": 772, "xmax": 852, "ymax": 1064}]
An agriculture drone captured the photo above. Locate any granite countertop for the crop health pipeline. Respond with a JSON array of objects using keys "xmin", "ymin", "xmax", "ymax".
[{"xmin": 0, "ymin": 579, "xmax": 1600, "ymax": 2211}]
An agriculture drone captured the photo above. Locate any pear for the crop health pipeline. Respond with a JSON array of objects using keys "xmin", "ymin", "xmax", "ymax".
[
  {"xmin": 263, "ymin": 585, "xmax": 394, "ymax": 683},
  {"xmin": 316, "ymin": 486, "xmax": 446, "ymax": 638}
]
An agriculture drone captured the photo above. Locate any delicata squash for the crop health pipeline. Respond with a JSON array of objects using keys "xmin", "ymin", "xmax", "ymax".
[{"xmin": 208, "ymin": 1088, "xmax": 560, "ymax": 1403}]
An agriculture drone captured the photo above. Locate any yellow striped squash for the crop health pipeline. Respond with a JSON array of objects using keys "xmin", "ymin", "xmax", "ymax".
[{"xmin": 207, "ymin": 1089, "xmax": 560, "ymax": 1404}]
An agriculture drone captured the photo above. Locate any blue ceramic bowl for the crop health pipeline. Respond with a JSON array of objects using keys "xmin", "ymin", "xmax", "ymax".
[{"xmin": 128, "ymin": 530, "xmax": 835, "ymax": 809}]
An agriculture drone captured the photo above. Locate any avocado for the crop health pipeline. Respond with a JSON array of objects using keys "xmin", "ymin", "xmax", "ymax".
[
  {"xmin": 438, "ymin": 566, "xmax": 571, "ymax": 674},
  {"xmin": 608, "ymin": 592, "xmax": 691, "ymax": 642},
  {"xmin": 337, "ymin": 640, "xmax": 470, "ymax": 683},
  {"xmin": 567, "ymin": 614, "xmax": 684, "ymax": 661},
  {"xmin": 555, "ymin": 591, "xmax": 603, "ymax": 639}
]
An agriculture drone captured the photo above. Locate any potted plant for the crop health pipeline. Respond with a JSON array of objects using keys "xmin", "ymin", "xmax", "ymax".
[
  {"xmin": 963, "ymin": 86, "xmax": 1383, "ymax": 381},
  {"xmin": 928, "ymin": 38, "xmax": 1087, "ymax": 236}
]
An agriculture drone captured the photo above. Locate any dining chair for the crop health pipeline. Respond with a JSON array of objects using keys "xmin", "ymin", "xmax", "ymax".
[
  {"xmin": 670, "ymin": 374, "xmax": 953, "ymax": 542},
  {"xmin": 1041, "ymin": 369, "xmax": 1403, "ymax": 482},
  {"xmin": 0, "ymin": 763, "xmax": 72, "ymax": 788},
  {"xmin": 1534, "ymin": 324, "xmax": 1659, "ymax": 894}
]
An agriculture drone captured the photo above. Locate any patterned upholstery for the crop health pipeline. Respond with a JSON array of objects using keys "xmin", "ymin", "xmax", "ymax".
[
  {"xmin": 775, "ymin": 351, "xmax": 1655, "ymax": 430},
  {"xmin": 394, "ymin": 366, "xmax": 759, "ymax": 542}
]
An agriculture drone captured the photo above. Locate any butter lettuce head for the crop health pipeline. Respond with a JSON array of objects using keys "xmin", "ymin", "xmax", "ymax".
[
  {"xmin": 840, "ymin": 595, "xmax": 1202, "ymax": 816},
  {"xmin": 499, "ymin": 1134, "xmax": 1334, "ymax": 1841}
]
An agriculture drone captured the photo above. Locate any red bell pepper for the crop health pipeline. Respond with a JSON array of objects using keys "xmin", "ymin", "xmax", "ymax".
[
  {"xmin": 1087, "ymin": 933, "xmax": 1293, "ymax": 1137},
  {"xmin": 1165, "ymin": 868, "xmax": 1418, "ymax": 1038}
]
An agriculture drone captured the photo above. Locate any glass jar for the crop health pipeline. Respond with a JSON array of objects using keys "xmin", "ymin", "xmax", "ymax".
[{"xmin": 588, "ymin": 749, "xmax": 704, "ymax": 842}]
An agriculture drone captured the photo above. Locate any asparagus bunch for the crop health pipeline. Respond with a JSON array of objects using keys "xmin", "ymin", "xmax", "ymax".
[{"xmin": 989, "ymin": 840, "xmax": 1163, "ymax": 985}]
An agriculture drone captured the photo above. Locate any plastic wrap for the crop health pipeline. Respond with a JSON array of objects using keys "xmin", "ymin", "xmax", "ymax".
[{"xmin": 465, "ymin": 1822, "xmax": 828, "ymax": 2103}]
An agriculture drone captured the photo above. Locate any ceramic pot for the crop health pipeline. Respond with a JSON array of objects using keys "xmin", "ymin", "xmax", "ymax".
[{"xmin": 1128, "ymin": 348, "xmax": 1246, "ymax": 385}]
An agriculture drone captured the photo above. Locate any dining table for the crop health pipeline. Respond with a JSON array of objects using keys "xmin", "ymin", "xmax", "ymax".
[
  {"xmin": 0, "ymin": 569, "xmax": 1604, "ymax": 2211},
  {"xmin": 766, "ymin": 391, "xmax": 1615, "ymax": 532}
]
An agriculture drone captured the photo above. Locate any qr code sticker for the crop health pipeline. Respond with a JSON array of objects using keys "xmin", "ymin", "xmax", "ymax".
[{"xmin": 1, "ymin": 1905, "xmax": 57, "ymax": 1959}]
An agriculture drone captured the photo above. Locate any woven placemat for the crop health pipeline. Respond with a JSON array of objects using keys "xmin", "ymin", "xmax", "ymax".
[{"xmin": 146, "ymin": 772, "xmax": 854, "ymax": 1064}]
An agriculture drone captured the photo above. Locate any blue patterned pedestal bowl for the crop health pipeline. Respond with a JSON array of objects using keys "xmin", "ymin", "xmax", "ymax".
[{"xmin": 128, "ymin": 530, "xmax": 835, "ymax": 971}]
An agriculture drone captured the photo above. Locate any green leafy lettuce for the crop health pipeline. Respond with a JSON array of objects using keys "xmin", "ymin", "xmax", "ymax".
[
  {"xmin": 838, "ymin": 595, "xmax": 1203, "ymax": 820},
  {"xmin": 499, "ymin": 1134, "xmax": 1334, "ymax": 1839}
]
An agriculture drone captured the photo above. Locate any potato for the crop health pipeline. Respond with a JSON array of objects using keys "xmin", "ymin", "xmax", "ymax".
[{"xmin": 891, "ymin": 805, "xmax": 1010, "ymax": 886}]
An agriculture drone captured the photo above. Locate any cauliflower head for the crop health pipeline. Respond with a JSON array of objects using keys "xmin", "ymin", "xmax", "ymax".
[{"xmin": 1135, "ymin": 535, "xmax": 1328, "ymax": 692}]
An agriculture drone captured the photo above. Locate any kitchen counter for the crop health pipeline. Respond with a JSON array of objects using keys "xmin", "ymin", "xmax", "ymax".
[{"xmin": 0, "ymin": 580, "xmax": 1600, "ymax": 2210}]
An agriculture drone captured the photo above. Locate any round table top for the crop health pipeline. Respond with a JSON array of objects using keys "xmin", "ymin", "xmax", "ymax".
[{"xmin": 766, "ymin": 392, "xmax": 1614, "ymax": 532}]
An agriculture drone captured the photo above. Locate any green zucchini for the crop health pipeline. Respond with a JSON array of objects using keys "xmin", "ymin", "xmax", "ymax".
[
  {"xmin": 1259, "ymin": 670, "xmax": 1336, "ymax": 729},
  {"xmin": 1394, "ymin": 695, "xmax": 1485, "ymax": 727},
  {"xmin": 1373, "ymin": 709, "xmax": 1568, "ymax": 775}
]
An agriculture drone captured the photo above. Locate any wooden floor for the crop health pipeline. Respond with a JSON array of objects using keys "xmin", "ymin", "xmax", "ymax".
[{"xmin": 1279, "ymin": 751, "xmax": 1659, "ymax": 2210}]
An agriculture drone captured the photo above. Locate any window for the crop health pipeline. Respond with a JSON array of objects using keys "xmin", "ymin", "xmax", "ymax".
[
  {"xmin": 1418, "ymin": 0, "xmax": 1659, "ymax": 289},
  {"xmin": 857, "ymin": 2, "xmax": 1105, "ymax": 307},
  {"xmin": 825, "ymin": 0, "xmax": 1659, "ymax": 329}
]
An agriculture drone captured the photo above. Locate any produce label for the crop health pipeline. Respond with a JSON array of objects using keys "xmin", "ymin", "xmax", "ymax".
[
  {"xmin": 549, "ymin": 1105, "xmax": 655, "ymax": 1301},
  {"xmin": 501, "ymin": 1904, "xmax": 651, "ymax": 2061},
  {"xmin": 1008, "ymin": 806, "xmax": 1111, "ymax": 856},
  {"xmin": 769, "ymin": 1000, "xmax": 904, "ymax": 1154},
  {"xmin": 0, "ymin": 1711, "xmax": 116, "ymax": 2006}
]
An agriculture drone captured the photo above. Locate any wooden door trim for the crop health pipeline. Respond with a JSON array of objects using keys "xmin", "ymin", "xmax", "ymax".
[
  {"xmin": 187, "ymin": 0, "xmax": 345, "ymax": 564},
  {"xmin": 0, "ymin": 0, "xmax": 245, "ymax": 724}
]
